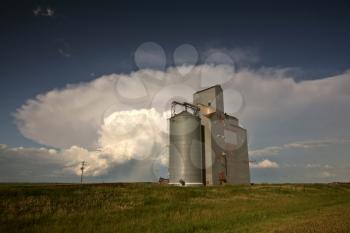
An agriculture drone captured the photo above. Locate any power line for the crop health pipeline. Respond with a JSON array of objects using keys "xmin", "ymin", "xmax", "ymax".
[{"xmin": 80, "ymin": 161, "xmax": 87, "ymax": 184}]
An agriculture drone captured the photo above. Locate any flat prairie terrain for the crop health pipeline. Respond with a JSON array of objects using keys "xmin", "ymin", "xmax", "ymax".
[{"xmin": 1, "ymin": 183, "xmax": 350, "ymax": 233}]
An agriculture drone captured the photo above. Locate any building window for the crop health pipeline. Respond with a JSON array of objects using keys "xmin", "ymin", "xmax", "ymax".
[{"xmin": 208, "ymin": 101, "xmax": 211, "ymax": 106}]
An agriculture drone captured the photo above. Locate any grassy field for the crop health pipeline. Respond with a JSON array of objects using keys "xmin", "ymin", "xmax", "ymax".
[{"xmin": 1, "ymin": 183, "xmax": 350, "ymax": 233}]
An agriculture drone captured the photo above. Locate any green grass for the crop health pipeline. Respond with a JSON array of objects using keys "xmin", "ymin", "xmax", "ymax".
[{"xmin": 1, "ymin": 183, "xmax": 350, "ymax": 233}]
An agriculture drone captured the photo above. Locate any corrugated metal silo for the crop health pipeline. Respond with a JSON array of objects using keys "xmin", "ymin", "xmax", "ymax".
[{"xmin": 169, "ymin": 111, "xmax": 203, "ymax": 186}]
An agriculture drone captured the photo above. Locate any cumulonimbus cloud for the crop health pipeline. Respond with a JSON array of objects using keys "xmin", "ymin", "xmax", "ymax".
[
  {"xmin": 5, "ymin": 108, "xmax": 168, "ymax": 177},
  {"xmin": 10, "ymin": 63, "xmax": 350, "ymax": 180}
]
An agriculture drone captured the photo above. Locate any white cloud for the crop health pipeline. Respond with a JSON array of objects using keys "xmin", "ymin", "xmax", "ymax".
[
  {"xmin": 320, "ymin": 171, "xmax": 336, "ymax": 178},
  {"xmin": 250, "ymin": 139, "xmax": 350, "ymax": 157},
  {"xmin": 58, "ymin": 48, "xmax": 71, "ymax": 58},
  {"xmin": 284, "ymin": 139, "xmax": 350, "ymax": 149},
  {"xmin": 33, "ymin": 6, "xmax": 55, "ymax": 17},
  {"xmin": 249, "ymin": 146, "xmax": 283, "ymax": 157},
  {"xmin": 251, "ymin": 159, "xmax": 279, "ymax": 169},
  {"xmin": 0, "ymin": 144, "xmax": 105, "ymax": 177},
  {"xmin": 306, "ymin": 164, "xmax": 333, "ymax": 169}
]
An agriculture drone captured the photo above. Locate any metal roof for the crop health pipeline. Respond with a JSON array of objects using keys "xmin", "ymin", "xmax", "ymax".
[{"xmin": 194, "ymin": 85, "xmax": 222, "ymax": 94}]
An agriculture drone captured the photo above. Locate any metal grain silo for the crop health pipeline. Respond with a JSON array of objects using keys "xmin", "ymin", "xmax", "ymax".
[{"xmin": 169, "ymin": 110, "xmax": 203, "ymax": 186}]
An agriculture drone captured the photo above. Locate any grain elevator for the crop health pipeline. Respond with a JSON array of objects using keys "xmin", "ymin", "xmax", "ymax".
[{"xmin": 169, "ymin": 85, "xmax": 250, "ymax": 186}]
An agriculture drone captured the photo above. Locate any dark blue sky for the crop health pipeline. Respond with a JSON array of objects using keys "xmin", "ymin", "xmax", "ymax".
[{"xmin": 1, "ymin": 0, "xmax": 350, "ymax": 147}]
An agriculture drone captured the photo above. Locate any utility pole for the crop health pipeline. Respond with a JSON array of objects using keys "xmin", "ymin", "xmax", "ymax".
[{"xmin": 80, "ymin": 161, "xmax": 86, "ymax": 184}]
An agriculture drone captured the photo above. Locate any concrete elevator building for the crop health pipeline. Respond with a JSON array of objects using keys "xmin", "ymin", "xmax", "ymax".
[{"xmin": 169, "ymin": 85, "xmax": 250, "ymax": 186}]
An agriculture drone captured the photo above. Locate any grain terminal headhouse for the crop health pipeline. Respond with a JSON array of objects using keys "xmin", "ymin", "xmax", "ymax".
[{"xmin": 169, "ymin": 85, "xmax": 250, "ymax": 186}]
